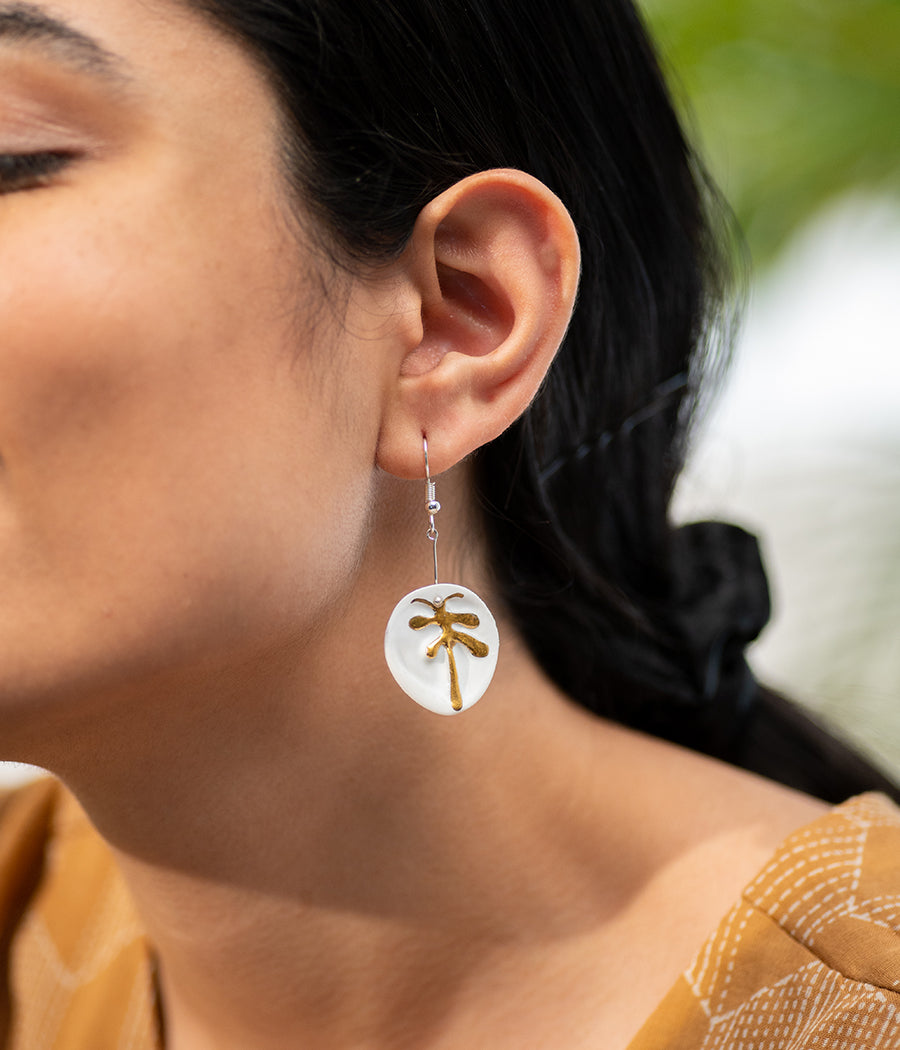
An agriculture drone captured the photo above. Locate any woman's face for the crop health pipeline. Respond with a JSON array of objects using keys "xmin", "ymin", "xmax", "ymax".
[{"xmin": 0, "ymin": 0, "xmax": 381, "ymax": 736}]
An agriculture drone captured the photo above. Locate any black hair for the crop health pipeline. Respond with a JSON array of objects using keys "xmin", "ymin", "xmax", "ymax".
[{"xmin": 185, "ymin": 0, "xmax": 899, "ymax": 801}]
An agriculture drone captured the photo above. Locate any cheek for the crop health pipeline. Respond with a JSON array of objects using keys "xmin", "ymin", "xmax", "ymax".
[{"xmin": 0, "ymin": 178, "xmax": 372, "ymax": 693}]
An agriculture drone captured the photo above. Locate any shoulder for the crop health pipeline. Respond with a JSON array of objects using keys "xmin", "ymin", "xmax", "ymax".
[
  {"xmin": 743, "ymin": 792, "xmax": 900, "ymax": 993},
  {"xmin": 631, "ymin": 792, "xmax": 900, "ymax": 1050}
]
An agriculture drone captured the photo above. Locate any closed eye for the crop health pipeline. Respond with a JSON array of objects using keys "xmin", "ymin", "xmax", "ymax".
[{"xmin": 0, "ymin": 150, "xmax": 77, "ymax": 192}]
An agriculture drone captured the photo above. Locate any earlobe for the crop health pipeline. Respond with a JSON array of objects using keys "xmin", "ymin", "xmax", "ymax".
[{"xmin": 376, "ymin": 168, "xmax": 580, "ymax": 479}]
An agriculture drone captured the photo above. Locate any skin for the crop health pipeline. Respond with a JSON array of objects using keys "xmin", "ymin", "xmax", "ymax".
[{"xmin": 0, "ymin": 2, "xmax": 827, "ymax": 1048}]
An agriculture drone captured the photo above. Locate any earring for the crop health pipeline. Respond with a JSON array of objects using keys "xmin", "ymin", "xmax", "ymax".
[{"xmin": 384, "ymin": 436, "xmax": 499, "ymax": 715}]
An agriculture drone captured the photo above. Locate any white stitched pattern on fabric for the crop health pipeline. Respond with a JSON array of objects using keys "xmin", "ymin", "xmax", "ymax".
[
  {"xmin": 745, "ymin": 834, "xmax": 860, "ymax": 904},
  {"xmin": 687, "ymin": 900, "xmax": 745, "ymax": 1008},
  {"xmin": 803, "ymin": 891, "xmax": 900, "ymax": 942},
  {"xmin": 699, "ymin": 961, "xmax": 899, "ymax": 1050}
]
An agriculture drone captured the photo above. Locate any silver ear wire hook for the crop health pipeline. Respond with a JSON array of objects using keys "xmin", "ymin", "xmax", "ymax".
[
  {"xmin": 423, "ymin": 435, "xmax": 440, "ymax": 586},
  {"xmin": 383, "ymin": 432, "xmax": 498, "ymax": 715}
]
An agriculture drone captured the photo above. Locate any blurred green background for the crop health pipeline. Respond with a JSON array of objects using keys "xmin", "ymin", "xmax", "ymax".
[
  {"xmin": 641, "ymin": 0, "xmax": 900, "ymax": 265},
  {"xmin": 644, "ymin": 0, "xmax": 900, "ymax": 780}
]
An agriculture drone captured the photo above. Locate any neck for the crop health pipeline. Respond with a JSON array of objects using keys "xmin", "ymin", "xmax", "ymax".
[
  {"xmin": 35, "ymin": 602, "xmax": 823, "ymax": 1050},
  {"xmin": 56, "ymin": 614, "xmax": 634, "ymax": 1050}
]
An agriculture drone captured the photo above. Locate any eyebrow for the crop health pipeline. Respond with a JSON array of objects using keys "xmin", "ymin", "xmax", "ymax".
[{"xmin": 0, "ymin": 2, "xmax": 130, "ymax": 82}]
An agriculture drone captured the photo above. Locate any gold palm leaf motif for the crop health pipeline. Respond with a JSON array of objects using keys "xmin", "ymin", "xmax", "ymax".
[{"xmin": 408, "ymin": 594, "xmax": 490, "ymax": 711}]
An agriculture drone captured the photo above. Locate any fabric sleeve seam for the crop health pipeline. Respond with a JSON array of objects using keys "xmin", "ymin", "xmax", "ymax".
[{"xmin": 740, "ymin": 893, "xmax": 900, "ymax": 998}]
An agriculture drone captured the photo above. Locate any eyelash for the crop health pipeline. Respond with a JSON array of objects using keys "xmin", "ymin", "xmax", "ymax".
[{"xmin": 0, "ymin": 151, "xmax": 77, "ymax": 193}]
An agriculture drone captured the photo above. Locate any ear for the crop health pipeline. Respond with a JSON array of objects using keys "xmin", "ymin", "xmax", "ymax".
[{"xmin": 375, "ymin": 169, "xmax": 580, "ymax": 479}]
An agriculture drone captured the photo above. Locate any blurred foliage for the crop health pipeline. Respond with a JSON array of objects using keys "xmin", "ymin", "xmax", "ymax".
[{"xmin": 639, "ymin": 0, "xmax": 900, "ymax": 265}]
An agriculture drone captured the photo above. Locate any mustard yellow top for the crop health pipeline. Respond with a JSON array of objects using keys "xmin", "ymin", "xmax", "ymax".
[{"xmin": 0, "ymin": 779, "xmax": 897, "ymax": 1049}]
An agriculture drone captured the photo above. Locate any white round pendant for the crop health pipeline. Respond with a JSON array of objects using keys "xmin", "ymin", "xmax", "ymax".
[{"xmin": 384, "ymin": 584, "xmax": 499, "ymax": 716}]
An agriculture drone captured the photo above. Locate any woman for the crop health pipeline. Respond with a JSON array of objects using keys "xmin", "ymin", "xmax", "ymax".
[{"xmin": 0, "ymin": 0, "xmax": 897, "ymax": 1047}]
